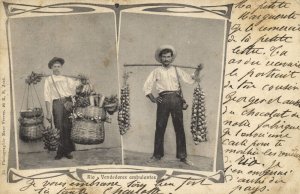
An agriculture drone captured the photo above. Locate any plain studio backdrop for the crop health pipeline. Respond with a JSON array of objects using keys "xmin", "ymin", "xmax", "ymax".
[
  {"xmin": 10, "ymin": 13, "xmax": 121, "ymax": 156},
  {"xmin": 119, "ymin": 12, "xmax": 226, "ymax": 160}
]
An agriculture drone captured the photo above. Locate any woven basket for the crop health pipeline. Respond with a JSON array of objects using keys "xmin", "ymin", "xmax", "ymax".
[
  {"xmin": 71, "ymin": 120, "xmax": 104, "ymax": 144},
  {"xmin": 104, "ymin": 103, "xmax": 118, "ymax": 111},
  {"xmin": 20, "ymin": 108, "xmax": 43, "ymax": 118},
  {"xmin": 75, "ymin": 106, "xmax": 106, "ymax": 120},
  {"xmin": 20, "ymin": 123, "xmax": 43, "ymax": 142},
  {"xmin": 19, "ymin": 115, "xmax": 43, "ymax": 127},
  {"xmin": 104, "ymin": 103, "xmax": 118, "ymax": 115}
]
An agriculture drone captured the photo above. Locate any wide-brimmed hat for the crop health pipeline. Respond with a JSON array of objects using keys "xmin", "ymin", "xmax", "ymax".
[
  {"xmin": 155, "ymin": 45, "xmax": 177, "ymax": 63},
  {"xmin": 48, "ymin": 57, "xmax": 65, "ymax": 69}
]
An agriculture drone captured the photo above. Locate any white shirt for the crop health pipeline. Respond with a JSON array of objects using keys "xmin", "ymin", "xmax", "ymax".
[
  {"xmin": 44, "ymin": 75, "xmax": 80, "ymax": 102},
  {"xmin": 143, "ymin": 66, "xmax": 195, "ymax": 96}
]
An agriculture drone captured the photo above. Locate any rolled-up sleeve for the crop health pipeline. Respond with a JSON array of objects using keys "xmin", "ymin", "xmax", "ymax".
[
  {"xmin": 68, "ymin": 77, "xmax": 81, "ymax": 92},
  {"xmin": 44, "ymin": 78, "xmax": 51, "ymax": 102},
  {"xmin": 143, "ymin": 70, "xmax": 156, "ymax": 96},
  {"xmin": 177, "ymin": 68, "xmax": 195, "ymax": 85}
]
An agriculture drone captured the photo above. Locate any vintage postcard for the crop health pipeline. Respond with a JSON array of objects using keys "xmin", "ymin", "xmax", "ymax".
[{"xmin": 0, "ymin": 0, "xmax": 299, "ymax": 194}]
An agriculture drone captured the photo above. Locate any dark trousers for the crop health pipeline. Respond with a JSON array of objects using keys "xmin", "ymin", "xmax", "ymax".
[
  {"xmin": 53, "ymin": 98, "xmax": 75, "ymax": 156},
  {"xmin": 153, "ymin": 92, "xmax": 187, "ymax": 159}
]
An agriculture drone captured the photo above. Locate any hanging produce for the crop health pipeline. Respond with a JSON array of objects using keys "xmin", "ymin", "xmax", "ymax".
[
  {"xmin": 70, "ymin": 75, "xmax": 118, "ymax": 144},
  {"xmin": 118, "ymin": 71, "xmax": 131, "ymax": 135},
  {"xmin": 25, "ymin": 72, "xmax": 43, "ymax": 85},
  {"xmin": 71, "ymin": 91, "xmax": 107, "ymax": 145},
  {"xmin": 21, "ymin": 71, "xmax": 120, "ymax": 147},
  {"xmin": 19, "ymin": 77, "xmax": 44, "ymax": 142},
  {"xmin": 41, "ymin": 123, "xmax": 60, "ymax": 151},
  {"xmin": 191, "ymin": 83, "xmax": 208, "ymax": 144},
  {"xmin": 103, "ymin": 95, "xmax": 119, "ymax": 115}
]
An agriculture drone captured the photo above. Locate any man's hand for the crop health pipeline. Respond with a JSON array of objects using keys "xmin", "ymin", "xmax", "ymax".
[
  {"xmin": 156, "ymin": 96, "xmax": 163, "ymax": 103},
  {"xmin": 45, "ymin": 120, "xmax": 51, "ymax": 129},
  {"xmin": 77, "ymin": 74, "xmax": 89, "ymax": 84},
  {"xmin": 193, "ymin": 64, "xmax": 203, "ymax": 82},
  {"xmin": 197, "ymin": 64, "xmax": 204, "ymax": 71},
  {"xmin": 147, "ymin": 93, "xmax": 162, "ymax": 104},
  {"xmin": 46, "ymin": 114, "xmax": 52, "ymax": 123}
]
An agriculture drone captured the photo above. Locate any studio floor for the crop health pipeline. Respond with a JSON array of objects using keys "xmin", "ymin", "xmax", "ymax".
[
  {"xmin": 19, "ymin": 148, "xmax": 213, "ymax": 172},
  {"xmin": 19, "ymin": 147, "xmax": 122, "ymax": 169},
  {"xmin": 124, "ymin": 150, "xmax": 213, "ymax": 171}
]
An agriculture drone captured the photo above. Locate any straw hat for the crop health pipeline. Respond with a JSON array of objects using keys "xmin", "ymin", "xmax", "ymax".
[{"xmin": 155, "ymin": 45, "xmax": 177, "ymax": 63}]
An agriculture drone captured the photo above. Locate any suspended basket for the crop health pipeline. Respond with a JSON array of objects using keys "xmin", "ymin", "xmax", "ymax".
[
  {"xmin": 20, "ymin": 108, "xmax": 43, "ymax": 118},
  {"xmin": 71, "ymin": 120, "xmax": 105, "ymax": 145},
  {"xmin": 19, "ymin": 114, "xmax": 43, "ymax": 127},
  {"xmin": 19, "ymin": 83, "xmax": 44, "ymax": 142},
  {"xmin": 20, "ymin": 124, "xmax": 44, "ymax": 142}
]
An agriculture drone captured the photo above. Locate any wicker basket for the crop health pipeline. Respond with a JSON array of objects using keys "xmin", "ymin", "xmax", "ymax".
[
  {"xmin": 75, "ymin": 106, "xmax": 106, "ymax": 120},
  {"xmin": 20, "ymin": 108, "xmax": 43, "ymax": 118},
  {"xmin": 19, "ymin": 115, "xmax": 43, "ymax": 127},
  {"xmin": 71, "ymin": 120, "xmax": 104, "ymax": 144},
  {"xmin": 20, "ymin": 123, "xmax": 43, "ymax": 142},
  {"xmin": 104, "ymin": 103, "xmax": 118, "ymax": 115}
]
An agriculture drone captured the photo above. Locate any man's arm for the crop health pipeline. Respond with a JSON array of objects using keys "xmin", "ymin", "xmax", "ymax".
[
  {"xmin": 192, "ymin": 64, "xmax": 203, "ymax": 82},
  {"xmin": 45, "ymin": 101, "xmax": 52, "ymax": 122},
  {"xmin": 143, "ymin": 70, "xmax": 162, "ymax": 103},
  {"xmin": 44, "ymin": 78, "xmax": 52, "ymax": 122},
  {"xmin": 146, "ymin": 93, "xmax": 163, "ymax": 104},
  {"xmin": 178, "ymin": 64, "xmax": 203, "ymax": 84}
]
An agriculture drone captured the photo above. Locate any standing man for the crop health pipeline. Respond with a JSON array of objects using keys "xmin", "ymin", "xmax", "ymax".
[
  {"xmin": 44, "ymin": 57, "xmax": 84, "ymax": 160},
  {"xmin": 143, "ymin": 45, "xmax": 201, "ymax": 165}
]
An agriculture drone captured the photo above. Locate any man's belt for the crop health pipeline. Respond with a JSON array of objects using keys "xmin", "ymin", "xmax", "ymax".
[
  {"xmin": 53, "ymin": 96, "xmax": 72, "ymax": 103},
  {"xmin": 159, "ymin": 91, "xmax": 180, "ymax": 96}
]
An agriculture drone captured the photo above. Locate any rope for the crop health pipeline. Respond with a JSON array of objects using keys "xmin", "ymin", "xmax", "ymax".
[
  {"xmin": 19, "ymin": 84, "xmax": 28, "ymax": 112},
  {"xmin": 29, "ymin": 84, "xmax": 35, "ymax": 108},
  {"xmin": 26, "ymin": 84, "xmax": 29, "ymax": 109},
  {"xmin": 33, "ymin": 84, "xmax": 43, "ymax": 109},
  {"xmin": 174, "ymin": 67, "xmax": 185, "ymax": 99}
]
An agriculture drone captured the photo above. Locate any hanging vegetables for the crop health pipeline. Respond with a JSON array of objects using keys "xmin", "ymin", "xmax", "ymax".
[
  {"xmin": 118, "ymin": 85, "xmax": 130, "ymax": 135},
  {"xmin": 103, "ymin": 95, "xmax": 119, "ymax": 115},
  {"xmin": 41, "ymin": 124, "xmax": 60, "ymax": 151},
  {"xmin": 74, "ymin": 96, "xmax": 90, "ymax": 107},
  {"xmin": 74, "ymin": 74, "xmax": 94, "ymax": 107},
  {"xmin": 25, "ymin": 72, "xmax": 43, "ymax": 85},
  {"xmin": 19, "ymin": 76, "xmax": 44, "ymax": 142},
  {"xmin": 118, "ymin": 71, "xmax": 131, "ymax": 135},
  {"xmin": 75, "ymin": 74, "xmax": 95, "ymax": 96},
  {"xmin": 191, "ymin": 83, "xmax": 208, "ymax": 144}
]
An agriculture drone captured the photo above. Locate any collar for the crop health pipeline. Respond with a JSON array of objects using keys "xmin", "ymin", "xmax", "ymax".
[{"xmin": 160, "ymin": 64, "xmax": 174, "ymax": 70}]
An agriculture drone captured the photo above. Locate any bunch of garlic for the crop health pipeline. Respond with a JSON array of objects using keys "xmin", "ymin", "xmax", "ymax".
[
  {"xmin": 118, "ymin": 84, "xmax": 130, "ymax": 135},
  {"xmin": 191, "ymin": 85, "xmax": 207, "ymax": 144}
]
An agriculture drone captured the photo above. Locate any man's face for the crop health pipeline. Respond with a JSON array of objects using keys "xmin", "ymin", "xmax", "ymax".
[
  {"xmin": 160, "ymin": 52, "xmax": 173, "ymax": 67},
  {"xmin": 51, "ymin": 63, "xmax": 62, "ymax": 75}
]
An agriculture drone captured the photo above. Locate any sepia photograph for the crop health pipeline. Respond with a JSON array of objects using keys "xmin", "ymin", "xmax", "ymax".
[
  {"xmin": 9, "ymin": 9, "xmax": 122, "ymax": 169},
  {"xmin": 1, "ymin": 1, "xmax": 300, "ymax": 194},
  {"xmin": 118, "ymin": 10, "xmax": 227, "ymax": 172}
]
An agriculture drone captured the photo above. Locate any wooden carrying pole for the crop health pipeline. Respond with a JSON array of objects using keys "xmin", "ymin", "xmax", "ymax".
[
  {"xmin": 124, "ymin": 64, "xmax": 198, "ymax": 69},
  {"xmin": 40, "ymin": 74, "xmax": 83, "ymax": 79}
]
